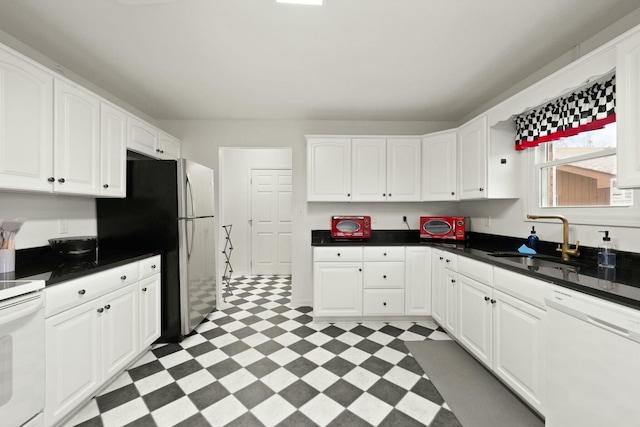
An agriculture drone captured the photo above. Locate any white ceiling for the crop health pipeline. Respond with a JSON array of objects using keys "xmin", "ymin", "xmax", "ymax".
[{"xmin": 0, "ymin": 0, "xmax": 638, "ymax": 121}]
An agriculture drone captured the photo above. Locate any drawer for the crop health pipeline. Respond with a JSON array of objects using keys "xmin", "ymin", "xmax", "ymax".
[
  {"xmin": 458, "ymin": 256, "xmax": 493, "ymax": 285},
  {"xmin": 139, "ymin": 255, "xmax": 161, "ymax": 279},
  {"xmin": 45, "ymin": 262, "xmax": 139, "ymax": 317},
  {"xmin": 363, "ymin": 262, "xmax": 405, "ymax": 289},
  {"xmin": 314, "ymin": 246, "xmax": 363, "ymax": 262},
  {"xmin": 363, "ymin": 289, "xmax": 405, "ymax": 315},
  {"xmin": 363, "ymin": 247, "xmax": 405, "ymax": 261},
  {"xmin": 493, "ymin": 267, "xmax": 549, "ymax": 309}
]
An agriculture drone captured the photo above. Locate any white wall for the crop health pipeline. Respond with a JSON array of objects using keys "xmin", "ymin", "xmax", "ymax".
[
  {"xmin": 0, "ymin": 192, "xmax": 96, "ymax": 249},
  {"xmin": 158, "ymin": 120, "xmax": 456, "ymax": 306},
  {"xmin": 219, "ymin": 148, "xmax": 292, "ymax": 275}
]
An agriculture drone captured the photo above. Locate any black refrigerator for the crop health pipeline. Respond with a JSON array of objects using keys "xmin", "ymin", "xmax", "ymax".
[{"xmin": 97, "ymin": 158, "xmax": 216, "ymax": 342}]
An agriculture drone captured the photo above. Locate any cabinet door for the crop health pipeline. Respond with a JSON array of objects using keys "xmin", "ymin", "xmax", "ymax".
[
  {"xmin": 458, "ymin": 116, "xmax": 487, "ymax": 199},
  {"xmin": 616, "ymin": 32, "xmax": 640, "ymax": 188},
  {"xmin": 387, "ymin": 138, "xmax": 421, "ymax": 201},
  {"xmin": 422, "ymin": 131, "xmax": 457, "ymax": 201},
  {"xmin": 54, "ymin": 79, "xmax": 100, "ymax": 195},
  {"xmin": 307, "ymin": 138, "xmax": 351, "ymax": 201},
  {"xmin": 443, "ymin": 269, "xmax": 458, "ymax": 337},
  {"xmin": 313, "ymin": 262, "xmax": 362, "ymax": 317},
  {"xmin": 45, "ymin": 300, "xmax": 101, "ymax": 427},
  {"xmin": 100, "ymin": 102, "xmax": 127, "ymax": 197},
  {"xmin": 158, "ymin": 131, "xmax": 181, "ymax": 160},
  {"xmin": 139, "ymin": 274, "xmax": 161, "ymax": 349},
  {"xmin": 431, "ymin": 250, "xmax": 445, "ymax": 325},
  {"xmin": 0, "ymin": 47, "xmax": 54, "ymax": 192},
  {"xmin": 102, "ymin": 284, "xmax": 139, "ymax": 380},
  {"xmin": 128, "ymin": 116, "xmax": 158, "ymax": 158},
  {"xmin": 405, "ymin": 247, "xmax": 431, "ymax": 316},
  {"xmin": 351, "ymin": 138, "xmax": 386, "ymax": 201},
  {"xmin": 493, "ymin": 290, "xmax": 545, "ymax": 414},
  {"xmin": 458, "ymin": 274, "xmax": 493, "ymax": 367}
]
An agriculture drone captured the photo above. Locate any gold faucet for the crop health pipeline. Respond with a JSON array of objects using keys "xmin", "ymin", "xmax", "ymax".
[{"xmin": 526, "ymin": 214, "xmax": 580, "ymax": 262}]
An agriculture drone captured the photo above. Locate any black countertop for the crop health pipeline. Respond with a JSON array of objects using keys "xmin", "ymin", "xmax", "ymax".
[
  {"xmin": 1, "ymin": 246, "xmax": 161, "ymax": 286},
  {"xmin": 312, "ymin": 230, "xmax": 640, "ymax": 311}
]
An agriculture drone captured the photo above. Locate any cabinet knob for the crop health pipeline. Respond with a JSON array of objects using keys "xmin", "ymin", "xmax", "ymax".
[
  {"xmin": 156, "ymin": 148, "xmax": 161, "ymax": 152},
  {"xmin": 121, "ymin": 275, "xmax": 127, "ymax": 280},
  {"xmin": 58, "ymin": 178, "xmax": 65, "ymax": 183},
  {"xmin": 383, "ymin": 275, "xmax": 387, "ymax": 279},
  {"xmin": 446, "ymin": 259, "xmax": 450, "ymax": 263},
  {"xmin": 347, "ymin": 193, "xmax": 350, "ymax": 197},
  {"xmin": 383, "ymin": 253, "xmax": 387, "ymax": 256},
  {"xmin": 48, "ymin": 177, "xmax": 55, "ymax": 183},
  {"xmin": 151, "ymin": 265, "xmax": 156, "ymax": 269},
  {"xmin": 142, "ymin": 287, "xmax": 147, "ymax": 292},
  {"xmin": 451, "ymin": 192, "xmax": 455, "ymax": 196},
  {"xmin": 383, "ymin": 302, "xmax": 387, "ymax": 306},
  {"xmin": 388, "ymin": 193, "xmax": 392, "ymax": 197},
  {"xmin": 451, "ymin": 279, "xmax": 456, "ymax": 283},
  {"xmin": 484, "ymin": 296, "xmax": 490, "ymax": 302},
  {"xmin": 359, "ymin": 268, "xmax": 362, "ymax": 272},
  {"xmin": 439, "ymin": 257, "xmax": 444, "ymax": 260},
  {"xmin": 105, "ymin": 304, "xmax": 111, "ymax": 310},
  {"xmin": 383, "ymin": 193, "xmax": 386, "ymax": 197},
  {"xmin": 97, "ymin": 307, "xmax": 104, "ymax": 313},
  {"xmin": 103, "ymin": 184, "xmax": 109, "ymax": 188},
  {"xmin": 78, "ymin": 289, "xmax": 86, "ymax": 295},
  {"xmin": 337, "ymin": 253, "xmax": 341, "ymax": 257},
  {"xmin": 479, "ymin": 187, "xmax": 484, "ymax": 192},
  {"xmin": 491, "ymin": 299, "xmax": 496, "ymax": 304}
]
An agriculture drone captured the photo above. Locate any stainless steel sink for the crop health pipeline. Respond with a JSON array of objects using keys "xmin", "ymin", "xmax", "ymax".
[{"xmin": 488, "ymin": 252, "xmax": 581, "ymax": 279}]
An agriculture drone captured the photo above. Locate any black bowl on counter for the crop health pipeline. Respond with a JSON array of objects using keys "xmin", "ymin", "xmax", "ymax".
[{"xmin": 48, "ymin": 236, "xmax": 98, "ymax": 259}]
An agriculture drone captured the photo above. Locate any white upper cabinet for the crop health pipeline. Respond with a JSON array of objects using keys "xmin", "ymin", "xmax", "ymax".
[
  {"xmin": 422, "ymin": 130, "xmax": 457, "ymax": 201},
  {"xmin": 100, "ymin": 102, "xmax": 127, "ymax": 197},
  {"xmin": 352, "ymin": 138, "xmax": 386, "ymax": 201},
  {"xmin": 458, "ymin": 115, "xmax": 488, "ymax": 200},
  {"xmin": 616, "ymin": 30, "xmax": 640, "ymax": 188},
  {"xmin": 0, "ymin": 46, "xmax": 54, "ymax": 192},
  {"xmin": 387, "ymin": 138, "xmax": 421, "ymax": 201},
  {"xmin": 54, "ymin": 79, "xmax": 101, "ymax": 195},
  {"xmin": 307, "ymin": 137, "xmax": 352, "ymax": 201},
  {"xmin": 158, "ymin": 131, "xmax": 181, "ymax": 160},
  {"xmin": 127, "ymin": 116, "xmax": 159, "ymax": 158}
]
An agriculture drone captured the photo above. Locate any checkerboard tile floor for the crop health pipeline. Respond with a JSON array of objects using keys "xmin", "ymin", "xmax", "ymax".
[{"xmin": 65, "ymin": 275, "xmax": 462, "ymax": 427}]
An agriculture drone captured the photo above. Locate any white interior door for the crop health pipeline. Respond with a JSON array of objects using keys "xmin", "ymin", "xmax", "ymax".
[{"xmin": 251, "ymin": 169, "xmax": 292, "ymax": 274}]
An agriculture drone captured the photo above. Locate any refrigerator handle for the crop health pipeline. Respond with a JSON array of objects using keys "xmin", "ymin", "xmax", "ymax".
[
  {"xmin": 186, "ymin": 174, "xmax": 196, "ymax": 217},
  {"xmin": 188, "ymin": 218, "xmax": 195, "ymax": 260}
]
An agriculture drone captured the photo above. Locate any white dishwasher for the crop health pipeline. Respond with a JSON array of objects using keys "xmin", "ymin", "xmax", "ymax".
[{"xmin": 545, "ymin": 285, "xmax": 640, "ymax": 427}]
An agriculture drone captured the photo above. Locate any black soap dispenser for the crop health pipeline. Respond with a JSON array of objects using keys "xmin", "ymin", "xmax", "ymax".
[
  {"xmin": 598, "ymin": 231, "xmax": 616, "ymax": 269},
  {"xmin": 527, "ymin": 226, "xmax": 539, "ymax": 252}
]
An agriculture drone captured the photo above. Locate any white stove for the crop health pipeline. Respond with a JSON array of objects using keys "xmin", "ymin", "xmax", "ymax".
[{"xmin": 0, "ymin": 280, "xmax": 45, "ymax": 427}]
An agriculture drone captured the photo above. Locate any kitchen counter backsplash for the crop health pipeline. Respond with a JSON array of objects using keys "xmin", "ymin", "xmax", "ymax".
[
  {"xmin": 311, "ymin": 229, "xmax": 640, "ymax": 310},
  {"xmin": 2, "ymin": 245, "xmax": 160, "ymax": 285}
]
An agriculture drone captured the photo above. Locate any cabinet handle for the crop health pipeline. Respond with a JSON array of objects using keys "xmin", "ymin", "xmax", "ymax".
[
  {"xmin": 337, "ymin": 253, "xmax": 341, "ymax": 257},
  {"xmin": 151, "ymin": 265, "xmax": 156, "ymax": 269},
  {"xmin": 48, "ymin": 177, "xmax": 55, "ymax": 183},
  {"xmin": 103, "ymin": 184, "xmax": 109, "ymax": 189},
  {"xmin": 383, "ymin": 302, "xmax": 387, "ymax": 306},
  {"xmin": 121, "ymin": 275, "xmax": 127, "ymax": 280},
  {"xmin": 490, "ymin": 299, "xmax": 496, "ymax": 304},
  {"xmin": 78, "ymin": 289, "xmax": 86, "ymax": 295},
  {"xmin": 105, "ymin": 304, "xmax": 111, "ymax": 310},
  {"xmin": 97, "ymin": 307, "xmax": 104, "ymax": 313},
  {"xmin": 479, "ymin": 187, "xmax": 484, "ymax": 192},
  {"xmin": 484, "ymin": 296, "xmax": 490, "ymax": 302},
  {"xmin": 58, "ymin": 178, "xmax": 65, "ymax": 183},
  {"xmin": 142, "ymin": 287, "xmax": 147, "ymax": 292},
  {"xmin": 383, "ymin": 275, "xmax": 387, "ymax": 279}
]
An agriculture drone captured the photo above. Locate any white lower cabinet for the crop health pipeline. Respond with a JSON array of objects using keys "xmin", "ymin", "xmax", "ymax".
[
  {"xmin": 44, "ymin": 256, "xmax": 162, "ymax": 426},
  {"xmin": 431, "ymin": 249, "xmax": 458, "ymax": 337},
  {"xmin": 404, "ymin": 247, "xmax": 432, "ymax": 316},
  {"xmin": 458, "ymin": 274, "xmax": 493, "ymax": 366},
  {"xmin": 313, "ymin": 262, "xmax": 363, "ymax": 317}
]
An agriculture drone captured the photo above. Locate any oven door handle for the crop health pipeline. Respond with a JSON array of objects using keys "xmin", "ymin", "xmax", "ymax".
[{"xmin": 0, "ymin": 297, "xmax": 42, "ymax": 324}]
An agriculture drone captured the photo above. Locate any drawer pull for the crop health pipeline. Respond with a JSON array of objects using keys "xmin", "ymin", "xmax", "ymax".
[
  {"xmin": 121, "ymin": 275, "xmax": 127, "ymax": 280},
  {"xmin": 383, "ymin": 253, "xmax": 387, "ymax": 256},
  {"xmin": 97, "ymin": 307, "xmax": 104, "ymax": 313},
  {"xmin": 383, "ymin": 302, "xmax": 387, "ymax": 306},
  {"xmin": 337, "ymin": 253, "xmax": 341, "ymax": 257},
  {"xmin": 78, "ymin": 289, "xmax": 86, "ymax": 295},
  {"xmin": 142, "ymin": 287, "xmax": 147, "ymax": 292},
  {"xmin": 383, "ymin": 275, "xmax": 387, "ymax": 279},
  {"xmin": 105, "ymin": 304, "xmax": 111, "ymax": 310}
]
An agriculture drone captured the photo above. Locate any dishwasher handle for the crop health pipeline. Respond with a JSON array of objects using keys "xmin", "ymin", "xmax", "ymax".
[{"xmin": 0, "ymin": 295, "xmax": 43, "ymax": 325}]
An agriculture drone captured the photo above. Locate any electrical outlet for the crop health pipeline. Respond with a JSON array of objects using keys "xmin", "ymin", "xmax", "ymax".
[
  {"xmin": 371, "ymin": 216, "xmax": 377, "ymax": 224},
  {"xmin": 59, "ymin": 218, "xmax": 68, "ymax": 234}
]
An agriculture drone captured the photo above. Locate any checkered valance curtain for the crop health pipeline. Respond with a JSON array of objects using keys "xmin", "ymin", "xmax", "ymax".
[{"xmin": 513, "ymin": 74, "xmax": 616, "ymax": 150}]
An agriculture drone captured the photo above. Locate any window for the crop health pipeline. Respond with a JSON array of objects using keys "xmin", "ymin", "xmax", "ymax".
[{"xmin": 535, "ymin": 122, "xmax": 633, "ymax": 207}]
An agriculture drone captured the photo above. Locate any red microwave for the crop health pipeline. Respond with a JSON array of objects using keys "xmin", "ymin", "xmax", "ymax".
[
  {"xmin": 331, "ymin": 216, "xmax": 371, "ymax": 240},
  {"xmin": 420, "ymin": 216, "xmax": 466, "ymax": 240}
]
